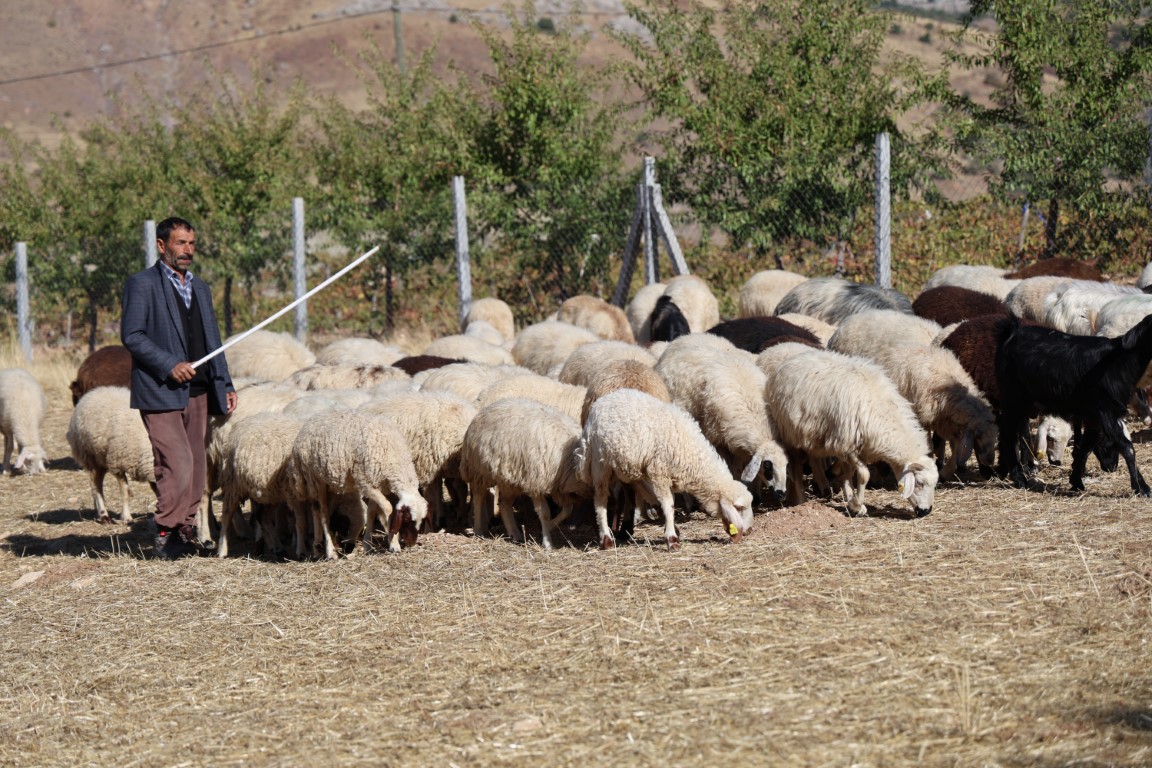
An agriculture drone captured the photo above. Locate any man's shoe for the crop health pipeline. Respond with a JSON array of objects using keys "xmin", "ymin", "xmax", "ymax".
[{"xmin": 153, "ymin": 529, "xmax": 195, "ymax": 561}]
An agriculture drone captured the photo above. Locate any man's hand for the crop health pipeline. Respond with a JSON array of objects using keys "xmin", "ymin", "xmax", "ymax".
[
  {"xmin": 170, "ymin": 362, "xmax": 196, "ymax": 383},
  {"xmin": 226, "ymin": 391, "xmax": 238, "ymax": 414}
]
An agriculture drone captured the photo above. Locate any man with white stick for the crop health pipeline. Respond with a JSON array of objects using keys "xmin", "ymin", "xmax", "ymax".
[{"xmin": 122, "ymin": 216, "xmax": 238, "ymax": 560}]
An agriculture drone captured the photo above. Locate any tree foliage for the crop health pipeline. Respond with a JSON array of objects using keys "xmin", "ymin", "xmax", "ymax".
[
  {"xmin": 948, "ymin": 0, "xmax": 1152, "ymax": 259},
  {"xmin": 614, "ymin": 0, "xmax": 947, "ymax": 260}
]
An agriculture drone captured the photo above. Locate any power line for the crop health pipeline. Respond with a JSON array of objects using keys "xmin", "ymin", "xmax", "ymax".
[{"xmin": 0, "ymin": 5, "xmax": 630, "ymax": 88}]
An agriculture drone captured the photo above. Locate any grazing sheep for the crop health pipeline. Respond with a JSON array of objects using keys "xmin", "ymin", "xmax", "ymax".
[
  {"xmin": 579, "ymin": 359, "xmax": 672, "ymax": 425},
  {"xmin": 1035, "ymin": 415, "xmax": 1074, "ymax": 467},
  {"xmin": 69, "ymin": 345, "xmax": 132, "ymax": 405},
  {"xmin": 581, "ymin": 389, "xmax": 754, "ymax": 550},
  {"xmin": 738, "ymin": 270, "xmax": 808, "ymax": 318},
  {"xmin": 556, "ymin": 295, "xmax": 635, "ymax": 342},
  {"xmin": 774, "ymin": 277, "xmax": 913, "ymax": 325},
  {"xmin": 459, "ymin": 398, "xmax": 589, "ymax": 549},
  {"xmin": 0, "ymin": 368, "xmax": 47, "ymax": 476},
  {"xmin": 648, "ymin": 295, "xmax": 692, "ymax": 343},
  {"xmin": 315, "ymin": 337, "xmax": 405, "ymax": 367},
  {"xmin": 775, "ymin": 313, "xmax": 838, "ymax": 345},
  {"xmin": 1041, "ymin": 280, "xmax": 1141, "ymax": 335},
  {"xmin": 463, "ymin": 320, "xmax": 506, "ymax": 347},
  {"xmin": 464, "ymin": 297, "xmax": 516, "ymax": 344},
  {"xmin": 827, "ymin": 309, "xmax": 943, "ymax": 356},
  {"xmin": 216, "ymin": 411, "xmax": 309, "ymax": 558},
  {"xmin": 223, "ymin": 330, "xmax": 315, "ymax": 382},
  {"xmin": 423, "ymin": 334, "xmax": 515, "ymax": 366},
  {"xmin": 290, "ymin": 409, "xmax": 426, "ymax": 559},
  {"xmin": 1004, "ymin": 276, "xmax": 1076, "ymax": 324},
  {"xmin": 557, "ymin": 341, "xmax": 656, "ymax": 387},
  {"xmin": 66, "ymin": 386, "xmax": 153, "ymax": 524},
  {"xmin": 419, "ymin": 362, "xmax": 532, "ymax": 401},
  {"xmin": 912, "ymin": 286, "xmax": 1010, "ymax": 327},
  {"xmin": 655, "ymin": 334, "xmax": 788, "ymax": 499},
  {"xmin": 1004, "ymin": 257, "xmax": 1104, "ymax": 282},
  {"xmin": 359, "ymin": 390, "xmax": 478, "ymax": 531},
  {"xmin": 661, "ymin": 274, "xmax": 721, "ymax": 334},
  {"xmin": 1093, "ymin": 294, "xmax": 1152, "ymax": 342},
  {"xmin": 995, "ymin": 314, "xmax": 1152, "ymax": 495},
  {"xmin": 477, "ymin": 374, "xmax": 587, "ymax": 424},
  {"xmin": 284, "ymin": 363, "xmax": 410, "ymax": 391},
  {"xmin": 922, "ymin": 265, "xmax": 1018, "ymax": 300},
  {"xmin": 511, "ymin": 320, "xmax": 601, "ymax": 375},
  {"xmin": 708, "ymin": 316, "xmax": 821, "ymax": 354},
  {"xmin": 627, "ymin": 282, "xmax": 667, "ymax": 344},
  {"xmin": 760, "ymin": 348, "xmax": 939, "ymax": 517}
]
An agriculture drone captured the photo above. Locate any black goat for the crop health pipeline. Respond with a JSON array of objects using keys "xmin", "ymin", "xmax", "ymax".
[
  {"xmin": 648, "ymin": 295, "xmax": 691, "ymax": 343},
  {"xmin": 707, "ymin": 316, "xmax": 821, "ymax": 354},
  {"xmin": 995, "ymin": 314, "xmax": 1152, "ymax": 495}
]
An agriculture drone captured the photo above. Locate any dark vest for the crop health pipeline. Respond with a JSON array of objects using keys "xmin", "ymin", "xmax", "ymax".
[{"xmin": 171, "ymin": 282, "xmax": 210, "ymax": 396}]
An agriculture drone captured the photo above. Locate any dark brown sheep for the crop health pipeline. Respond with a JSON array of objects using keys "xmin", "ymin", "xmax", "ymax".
[
  {"xmin": 1005, "ymin": 257, "xmax": 1103, "ymax": 282},
  {"xmin": 913, "ymin": 286, "xmax": 1010, "ymax": 328},
  {"xmin": 70, "ymin": 346, "xmax": 132, "ymax": 406}
]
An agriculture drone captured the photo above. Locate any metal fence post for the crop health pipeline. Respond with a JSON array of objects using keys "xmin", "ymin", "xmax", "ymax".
[
  {"xmin": 292, "ymin": 197, "xmax": 307, "ymax": 343},
  {"xmin": 144, "ymin": 220, "xmax": 157, "ymax": 268},
  {"xmin": 16, "ymin": 242, "xmax": 31, "ymax": 362},
  {"xmin": 874, "ymin": 132, "xmax": 892, "ymax": 290},
  {"xmin": 454, "ymin": 176, "xmax": 473, "ymax": 330},
  {"xmin": 643, "ymin": 157, "xmax": 658, "ymax": 285}
]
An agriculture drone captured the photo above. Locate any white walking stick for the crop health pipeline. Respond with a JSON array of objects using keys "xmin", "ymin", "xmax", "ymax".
[{"xmin": 191, "ymin": 245, "xmax": 380, "ymax": 370}]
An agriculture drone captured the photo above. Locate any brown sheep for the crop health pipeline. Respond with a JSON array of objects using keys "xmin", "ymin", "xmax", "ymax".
[{"xmin": 70, "ymin": 346, "xmax": 132, "ymax": 406}]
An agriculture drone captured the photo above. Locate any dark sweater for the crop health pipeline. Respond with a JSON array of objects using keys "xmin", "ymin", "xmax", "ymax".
[{"xmin": 171, "ymin": 282, "xmax": 210, "ymax": 396}]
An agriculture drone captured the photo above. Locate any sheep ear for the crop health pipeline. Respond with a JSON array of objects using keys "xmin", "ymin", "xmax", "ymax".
[
  {"xmin": 1122, "ymin": 321, "xmax": 1144, "ymax": 350},
  {"xmin": 899, "ymin": 471, "xmax": 916, "ymax": 499},
  {"xmin": 956, "ymin": 430, "xmax": 975, "ymax": 466},
  {"xmin": 740, "ymin": 452, "xmax": 763, "ymax": 484}
]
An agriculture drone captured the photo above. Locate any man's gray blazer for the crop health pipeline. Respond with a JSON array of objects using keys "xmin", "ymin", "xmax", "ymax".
[{"xmin": 121, "ymin": 262, "xmax": 235, "ymax": 413}]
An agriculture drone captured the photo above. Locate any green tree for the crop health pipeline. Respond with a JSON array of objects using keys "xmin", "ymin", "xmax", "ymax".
[
  {"xmin": 949, "ymin": 0, "xmax": 1152, "ymax": 261},
  {"xmin": 467, "ymin": 1, "xmax": 633, "ymax": 309},
  {"xmin": 310, "ymin": 46, "xmax": 475, "ymax": 333},
  {"xmin": 615, "ymin": 0, "xmax": 946, "ymax": 266}
]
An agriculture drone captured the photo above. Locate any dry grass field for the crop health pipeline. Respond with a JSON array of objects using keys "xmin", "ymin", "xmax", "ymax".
[{"xmin": 2, "ymin": 347, "xmax": 1152, "ymax": 766}]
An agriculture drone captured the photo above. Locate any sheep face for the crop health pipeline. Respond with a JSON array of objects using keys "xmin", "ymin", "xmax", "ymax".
[
  {"xmin": 710, "ymin": 481, "xmax": 754, "ymax": 540},
  {"xmin": 899, "ymin": 459, "xmax": 939, "ymax": 517},
  {"xmin": 14, "ymin": 446, "xmax": 47, "ymax": 475}
]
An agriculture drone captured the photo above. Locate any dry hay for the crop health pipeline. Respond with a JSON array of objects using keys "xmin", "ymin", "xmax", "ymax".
[{"xmin": 2, "ymin": 369, "xmax": 1152, "ymax": 766}]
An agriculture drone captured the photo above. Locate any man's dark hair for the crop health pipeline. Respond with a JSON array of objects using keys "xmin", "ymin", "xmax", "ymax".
[{"xmin": 157, "ymin": 216, "xmax": 195, "ymax": 244}]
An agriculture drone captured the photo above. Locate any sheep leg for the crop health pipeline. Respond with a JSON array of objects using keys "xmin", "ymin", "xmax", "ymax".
[
  {"xmin": 643, "ymin": 481, "xmax": 680, "ymax": 551},
  {"xmin": 291, "ymin": 500, "xmax": 311, "ymax": 560},
  {"xmin": 841, "ymin": 461, "xmax": 869, "ymax": 517},
  {"xmin": 810, "ymin": 457, "xmax": 833, "ymax": 498},
  {"xmin": 343, "ymin": 496, "xmax": 370, "ymax": 556},
  {"xmin": 784, "ymin": 454, "xmax": 807, "ymax": 507},
  {"xmin": 997, "ymin": 408, "xmax": 1031, "ymax": 488},
  {"xmin": 471, "ymin": 485, "xmax": 493, "ymax": 538},
  {"xmin": 89, "ymin": 468, "xmax": 111, "ymax": 523},
  {"xmin": 496, "ymin": 491, "xmax": 523, "ymax": 544},
  {"xmin": 1069, "ymin": 423, "xmax": 1093, "ymax": 493},
  {"xmin": 2, "ymin": 433, "xmax": 12, "ymax": 475},
  {"xmin": 313, "ymin": 485, "xmax": 338, "ymax": 560},
  {"xmin": 423, "ymin": 480, "xmax": 443, "ymax": 533},
  {"xmin": 1100, "ymin": 418, "xmax": 1151, "ymax": 497},
  {"xmin": 593, "ymin": 480, "xmax": 616, "ymax": 551},
  {"xmin": 114, "ymin": 474, "xmax": 133, "ymax": 524},
  {"xmin": 363, "ymin": 488, "xmax": 397, "ymax": 552},
  {"xmin": 216, "ymin": 484, "xmax": 242, "ymax": 558},
  {"xmin": 531, "ymin": 495, "xmax": 555, "ymax": 550}
]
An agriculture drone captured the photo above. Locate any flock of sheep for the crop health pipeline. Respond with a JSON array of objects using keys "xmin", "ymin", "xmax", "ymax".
[{"xmin": 4, "ymin": 255, "xmax": 1152, "ymax": 559}]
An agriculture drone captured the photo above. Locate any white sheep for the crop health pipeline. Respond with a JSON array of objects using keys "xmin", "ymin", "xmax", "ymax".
[
  {"xmin": 223, "ymin": 330, "xmax": 315, "ymax": 382},
  {"xmin": 315, "ymin": 337, "xmax": 405, "ymax": 367},
  {"xmin": 1004, "ymin": 276, "xmax": 1075, "ymax": 324},
  {"xmin": 1035, "ymin": 415, "xmax": 1074, "ymax": 466},
  {"xmin": 423, "ymin": 334, "xmax": 515, "ymax": 366},
  {"xmin": 459, "ymin": 397, "xmax": 589, "ymax": 549},
  {"xmin": 511, "ymin": 320, "xmax": 601, "ymax": 375},
  {"xmin": 216, "ymin": 410, "xmax": 310, "ymax": 558},
  {"xmin": 626, "ymin": 282, "xmax": 667, "ymax": 344},
  {"xmin": 284, "ymin": 362, "xmax": 410, "ymax": 391},
  {"xmin": 463, "ymin": 297, "xmax": 516, "ymax": 344},
  {"xmin": 418, "ymin": 362, "xmax": 533, "ymax": 401},
  {"xmin": 1042, "ymin": 280, "xmax": 1141, "ymax": 335},
  {"xmin": 66, "ymin": 386, "xmax": 153, "ymax": 524},
  {"xmin": 476, "ymin": 374, "xmax": 587, "ymax": 424},
  {"xmin": 0, "ymin": 368, "xmax": 47, "ymax": 476},
  {"xmin": 557, "ymin": 340, "xmax": 657, "ymax": 388},
  {"xmin": 738, "ymin": 270, "xmax": 808, "ymax": 318},
  {"xmin": 358, "ymin": 390, "xmax": 478, "ymax": 530},
  {"xmin": 826, "ymin": 309, "xmax": 943, "ymax": 354},
  {"xmin": 775, "ymin": 313, "xmax": 837, "ymax": 345},
  {"xmin": 463, "ymin": 320, "xmax": 506, "ymax": 348},
  {"xmin": 1093, "ymin": 294, "xmax": 1152, "ymax": 340},
  {"xmin": 774, "ymin": 277, "xmax": 913, "ymax": 325},
  {"xmin": 290, "ymin": 409, "xmax": 426, "ymax": 559},
  {"xmin": 581, "ymin": 389, "xmax": 754, "ymax": 550},
  {"xmin": 922, "ymin": 264, "xmax": 1018, "ymax": 300},
  {"xmin": 654, "ymin": 334, "xmax": 788, "ymax": 498},
  {"xmin": 760, "ymin": 348, "xmax": 939, "ymax": 517},
  {"xmin": 555, "ymin": 295, "xmax": 635, "ymax": 342},
  {"xmin": 661, "ymin": 274, "xmax": 720, "ymax": 333}
]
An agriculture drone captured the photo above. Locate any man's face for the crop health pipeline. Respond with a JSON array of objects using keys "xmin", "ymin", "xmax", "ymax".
[{"xmin": 158, "ymin": 226, "xmax": 195, "ymax": 274}]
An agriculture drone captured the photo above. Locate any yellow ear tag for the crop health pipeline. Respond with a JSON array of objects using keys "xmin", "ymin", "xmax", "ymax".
[
  {"xmin": 728, "ymin": 523, "xmax": 739, "ymax": 536},
  {"xmin": 898, "ymin": 482, "xmax": 906, "ymax": 493}
]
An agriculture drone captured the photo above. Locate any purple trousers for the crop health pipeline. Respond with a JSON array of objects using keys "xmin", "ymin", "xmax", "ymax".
[{"xmin": 141, "ymin": 394, "xmax": 208, "ymax": 529}]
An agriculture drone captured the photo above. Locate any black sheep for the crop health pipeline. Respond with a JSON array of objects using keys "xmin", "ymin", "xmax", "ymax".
[
  {"xmin": 648, "ymin": 295, "xmax": 691, "ymax": 343},
  {"xmin": 706, "ymin": 316, "xmax": 822, "ymax": 354},
  {"xmin": 995, "ymin": 314, "xmax": 1152, "ymax": 495}
]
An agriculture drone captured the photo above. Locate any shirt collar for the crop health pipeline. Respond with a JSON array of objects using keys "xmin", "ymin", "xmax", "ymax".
[{"xmin": 158, "ymin": 259, "xmax": 193, "ymax": 284}]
